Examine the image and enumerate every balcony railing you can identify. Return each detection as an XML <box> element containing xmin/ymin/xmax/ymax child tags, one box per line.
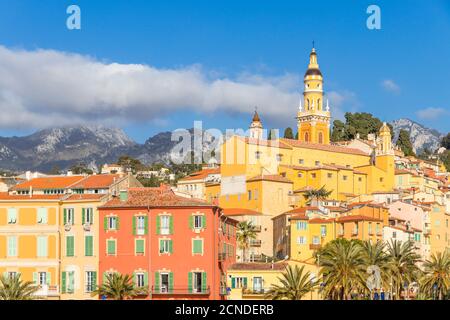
<box><xmin>33</xmin><ymin>285</ymin><xmax>59</xmax><ymax>298</ymax></box>
<box><xmin>242</xmin><ymin>287</ymin><xmax>271</xmax><ymax>296</ymax></box>
<box><xmin>151</xmin><ymin>286</ymin><xmax>210</xmax><ymax>295</ymax></box>
<box><xmin>249</xmin><ymin>239</ymin><xmax>262</xmax><ymax>247</ymax></box>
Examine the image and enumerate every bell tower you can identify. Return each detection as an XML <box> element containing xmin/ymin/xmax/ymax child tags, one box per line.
<box><xmin>297</xmin><ymin>47</ymin><xmax>331</xmax><ymax>144</ymax></box>
<box><xmin>249</xmin><ymin>109</ymin><xmax>263</xmax><ymax>140</ymax></box>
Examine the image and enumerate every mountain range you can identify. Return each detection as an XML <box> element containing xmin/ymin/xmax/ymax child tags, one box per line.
<box><xmin>0</xmin><ymin>119</ymin><xmax>445</xmax><ymax>173</ymax></box>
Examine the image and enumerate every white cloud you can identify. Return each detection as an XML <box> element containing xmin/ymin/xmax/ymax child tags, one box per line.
<box><xmin>381</xmin><ymin>79</ymin><xmax>400</xmax><ymax>93</ymax></box>
<box><xmin>415</xmin><ymin>107</ymin><xmax>449</xmax><ymax>120</ymax></box>
<box><xmin>0</xmin><ymin>45</ymin><xmax>357</xmax><ymax>130</ymax></box>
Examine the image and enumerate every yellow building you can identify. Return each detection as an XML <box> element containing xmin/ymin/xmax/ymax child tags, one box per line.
<box><xmin>427</xmin><ymin>202</ymin><xmax>450</xmax><ymax>255</ymax></box>
<box><xmin>226</xmin><ymin>260</ymin><xmax>320</xmax><ymax>300</ymax></box>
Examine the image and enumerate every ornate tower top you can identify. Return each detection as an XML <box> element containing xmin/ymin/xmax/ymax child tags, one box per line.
<box><xmin>249</xmin><ymin>108</ymin><xmax>263</xmax><ymax>140</ymax></box>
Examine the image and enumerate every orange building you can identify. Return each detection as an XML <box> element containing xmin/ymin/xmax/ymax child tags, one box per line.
<box><xmin>98</xmin><ymin>186</ymin><xmax>237</xmax><ymax>300</ymax></box>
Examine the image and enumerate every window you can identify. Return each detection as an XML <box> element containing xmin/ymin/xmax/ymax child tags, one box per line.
<box><xmin>298</xmin><ymin>172</ymin><xmax>303</xmax><ymax>178</ymax></box>
<box><xmin>315</xmin><ymin>161</ymin><xmax>320</xmax><ymax>166</ymax></box>
<box><xmin>296</xmin><ymin>221</ymin><xmax>307</xmax><ymax>230</ymax></box>
<box><xmin>136</xmin><ymin>273</ymin><xmax>146</xmax><ymax>288</ymax></box>
<box><xmin>327</xmin><ymin>173</ymin><xmax>333</xmax><ymax>178</ymax></box>
<box><xmin>254</xmin><ymin>189</ymin><xmax>258</xmax><ymax>200</ymax></box>
<box><xmin>136</xmin><ymin>216</ymin><xmax>146</xmax><ymax>235</ymax></box>
<box><xmin>64</xmin><ymin>208</ymin><xmax>75</xmax><ymax>225</ymax></box>
<box><xmin>85</xmin><ymin>271</ymin><xmax>97</xmax><ymax>293</ymax></box>
<box><xmin>255</xmin><ymin>151</ymin><xmax>261</xmax><ymax>160</ymax></box>
<box><xmin>191</xmin><ymin>272</ymin><xmax>206</xmax><ymax>293</ymax></box>
<box><xmin>37</xmin><ymin>236</ymin><xmax>47</xmax><ymax>257</ymax></box>
<box><xmin>159</xmin><ymin>239</ymin><xmax>172</xmax><ymax>254</ymax></box>
<box><xmin>66</xmin><ymin>236</ymin><xmax>75</xmax><ymax>257</ymax></box>
<box><xmin>392</xmin><ymin>232</ymin><xmax>397</xmax><ymax>239</ymax></box>
<box><xmin>135</xmin><ymin>239</ymin><xmax>146</xmax><ymax>255</ymax></box>
<box><xmin>7</xmin><ymin>272</ymin><xmax>17</xmax><ymax>280</ymax></box>
<box><xmin>312</xmin><ymin>236</ymin><xmax>320</xmax><ymax>245</ymax></box>
<box><xmin>248</xmin><ymin>190</ymin><xmax>252</xmax><ymax>201</ymax></box>
<box><xmin>160</xmin><ymin>215</ymin><xmax>171</xmax><ymax>235</ymax></box>
<box><xmin>83</xmin><ymin>208</ymin><xmax>94</xmax><ymax>225</ymax></box>
<box><xmin>107</xmin><ymin>239</ymin><xmax>116</xmax><ymax>255</ymax></box>
<box><xmin>358</xmin><ymin>177</ymin><xmax>362</xmax><ymax>182</ymax></box>
<box><xmin>7</xmin><ymin>208</ymin><xmax>17</xmax><ymax>224</ymax></box>
<box><xmin>353</xmin><ymin>222</ymin><xmax>359</xmax><ymax>235</ymax></box>
<box><xmin>299</xmin><ymin>159</ymin><xmax>304</xmax><ymax>165</ymax></box>
<box><xmin>414</xmin><ymin>233</ymin><xmax>421</xmax><ymax>242</ymax></box>
<box><xmin>36</xmin><ymin>208</ymin><xmax>48</xmax><ymax>224</ymax></box>
<box><xmin>231</xmin><ymin>277</ymin><xmax>247</xmax><ymax>289</ymax></box>
<box><xmin>311</xmin><ymin>173</ymin><xmax>316</xmax><ymax>179</ymax></box>
<box><xmin>320</xmin><ymin>225</ymin><xmax>327</xmax><ymax>237</ymax></box>
<box><xmin>380</xmin><ymin>178</ymin><xmax>384</xmax><ymax>182</ymax></box>
<box><xmin>343</xmin><ymin>175</ymin><xmax>348</xmax><ymax>181</ymax></box>
<box><xmin>193</xmin><ymin>215</ymin><xmax>204</xmax><ymax>229</ymax></box>
<box><xmin>192</xmin><ymin>239</ymin><xmax>203</xmax><ymax>255</ymax></box>
<box><xmin>108</xmin><ymin>216</ymin><xmax>118</xmax><ymax>230</ymax></box>
<box><xmin>160</xmin><ymin>273</ymin><xmax>171</xmax><ymax>293</ymax></box>
<box><xmin>7</xmin><ymin>236</ymin><xmax>17</xmax><ymax>257</ymax></box>
<box><xmin>276</xmin><ymin>154</ymin><xmax>283</xmax><ymax>162</ymax></box>
<box><xmin>368</xmin><ymin>223</ymin><xmax>372</xmax><ymax>234</ymax></box>
<box><xmin>253</xmin><ymin>277</ymin><xmax>263</xmax><ymax>292</ymax></box>
<box><xmin>38</xmin><ymin>272</ymin><xmax>47</xmax><ymax>286</ymax></box>
<box><xmin>85</xmin><ymin>236</ymin><xmax>93</xmax><ymax>256</ymax></box>
<box><xmin>297</xmin><ymin>236</ymin><xmax>306</xmax><ymax>245</ymax></box>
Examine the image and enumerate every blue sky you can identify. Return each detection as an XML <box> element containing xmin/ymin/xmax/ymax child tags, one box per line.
<box><xmin>0</xmin><ymin>0</ymin><xmax>449</xmax><ymax>142</ymax></box>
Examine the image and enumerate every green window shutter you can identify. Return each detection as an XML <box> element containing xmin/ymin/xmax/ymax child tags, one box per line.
<box><xmin>71</xmin><ymin>210</ymin><xmax>75</xmax><ymax>225</ymax></box>
<box><xmin>154</xmin><ymin>272</ymin><xmax>160</xmax><ymax>291</ymax></box>
<box><xmin>188</xmin><ymin>272</ymin><xmax>193</xmax><ymax>293</ymax></box>
<box><xmin>46</xmin><ymin>272</ymin><xmax>51</xmax><ymax>285</ymax></box>
<box><xmin>63</xmin><ymin>209</ymin><xmax>67</xmax><ymax>225</ymax></box>
<box><xmin>82</xmin><ymin>208</ymin><xmax>85</xmax><ymax>224</ymax></box>
<box><xmin>156</xmin><ymin>216</ymin><xmax>161</xmax><ymax>235</ymax></box>
<box><xmin>85</xmin><ymin>236</ymin><xmax>93</xmax><ymax>256</ymax></box>
<box><xmin>231</xmin><ymin>277</ymin><xmax>236</xmax><ymax>289</ymax></box>
<box><xmin>132</xmin><ymin>216</ymin><xmax>136</xmax><ymax>235</ymax></box>
<box><xmin>159</xmin><ymin>239</ymin><xmax>163</xmax><ymax>253</ymax></box>
<box><xmin>189</xmin><ymin>216</ymin><xmax>193</xmax><ymax>230</ymax></box>
<box><xmin>104</xmin><ymin>217</ymin><xmax>108</xmax><ymax>230</ymax></box>
<box><xmin>202</xmin><ymin>272</ymin><xmax>207</xmax><ymax>292</ymax></box>
<box><xmin>92</xmin><ymin>272</ymin><xmax>97</xmax><ymax>290</ymax></box>
<box><xmin>103</xmin><ymin>272</ymin><xmax>108</xmax><ymax>284</ymax></box>
<box><xmin>243</xmin><ymin>277</ymin><xmax>248</xmax><ymax>287</ymax></box>
<box><xmin>66</xmin><ymin>236</ymin><xmax>74</xmax><ymax>257</ymax></box>
<box><xmin>144</xmin><ymin>216</ymin><xmax>148</xmax><ymax>235</ymax></box>
<box><xmin>132</xmin><ymin>272</ymin><xmax>137</xmax><ymax>286</ymax></box>
<box><xmin>169</xmin><ymin>240</ymin><xmax>173</xmax><ymax>254</ymax></box>
<box><xmin>169</xmin><ymin>216</ymin><xmax>174</xmax><ymax>234</ymax></box>
<box><xmin>193</xmin><ymin>239</ymin><xmax>203</xmax><ymax>254</ymax></box>
<box><xmin>143</xmin><ymin>272</ymin><xmax>148</xmax><ymax>287</ymax></box>
<box><xmin>33</xmin><ymin>272</ymin><xmax>38</xmax><ymax>284</ymax></box>
<box><xmin>202</xmin><ymin>215</ymin><xmax>206</xmax><ymax>229</ymax></box>
<box><xmin>61</xmin><ymin>272</ymin><xmax>66</xmax><ymax>293</ymax></box>
<box><xmin>107</xmin><ymin>240</ymin><xmax>116</xmax><ymax>255</ymax></box>
<box><xmin>169</xmin><ymin>272</ymin><xmax>174</xmax><ymax>293</ymax></box>
<box><xmin>136</xmin><ymin>239</ymin><xmax>144</xmax><ymax>254</ymax></box>
<box><xmin>116</xmin><ymin>217</ymin><xmax>120</xmax><ymax>230</ymax></box>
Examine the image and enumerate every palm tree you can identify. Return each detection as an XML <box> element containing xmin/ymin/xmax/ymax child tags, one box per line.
<box><xmin>0</xmin><ymin>274</ymin><xmax>39</xmax><ymax>300</ymax></box>
<box><xmin>236</xmin><ymin>221</ymin><xmax>257</xmax><ymax>262</ymax></box>
<box><xmin>359</xmin><ymin>240</ymin><xmax>390</xmax><ymax>294</ymax></box>
<box><xmin>419</xmin><ymin>251</ymin><xmax>450</xmax><ymax>300</ymax></box>
<box><xmin>303</xmin><ymin>186</ymin><xmax>332</xmax><ymax>206</ymax></box>
<box><xmin>93</xmin><ymin>273</ymin><xmax>140</xmax><ymax>300</ymax></box>
<box><xmin>265</xmin><ymin>265</ymin><xmax>316</xmax><ymax>300</ymax></box>
<box><xmin>317</xmin><ymin>239</ymin><xmax>367</xmax><ymax>300</ymax></box>
<box><xmin>386</xmin><ymin>240</ymin><xmax>421</xmax><ymax>300</ymax></box>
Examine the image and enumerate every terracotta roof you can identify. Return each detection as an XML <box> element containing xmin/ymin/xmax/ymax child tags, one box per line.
<box><xmin>12</xmin><ymin>176</ymin><xmax>85</xmax><ymax>190</ymax></box>
<box><xmin>309</xmin><ymin>218</ymin><xmax>335</xmax><ymax>223</ymax></box>
<box><xmin>229</xmin><ymin>262</ymin><xmax>287</xmax><ymax>271</ymax></box>
<box><xmin>290</xmin><ymin>214</ymin><xmax>309</xmax><ymax>220</ymax></box>
<box><xmin>247</xmin><ymin>174</ymin><xmax>292</xmax><ymax>184</ymax></box>
<box><xmin>327</xmin><ymin>206</ymin><xmax>347</xmax><ymax>212</ymax></box>
<box><xmin>293</xmin><ymin>186</ymin><xmax>314</xmax><ymax>193</ymax></box>
<box><xmin>70</xmin><ymin>174</ymin><xmax>124</xmax><ymax>189</ymax></box>
<box><xmin>0</xmin><ymin>192</ymin><xmax>62</xmax><ymax>201</ymax></box>
<box><xmin>337</xmin><ymin>215</ymin><xmax>383</xmax><ymax>222</ymax></box>
<box><xmin>280</xmin><ymin>138</ymin><xmax>370</xmax><ymax>156</ymax></box>
<box><xmin>64</xmin><ymin>194</ymin><xmax>107</xmax><ymax>201</ymax></box>
<box><xmin>222</xmin><ymin>208</ymin><xmax>262</xmax><ymax>216</ymax></box>
<box><xmin>101</xmin><ymin>186</ymin><xmax>214</xmax><ymax>208</ymax></box>
<box><xmin>178</xmin><ymin>168</ymin><xmax>220</xmax><ymax>182</ymax></box>
<box><xmin>238</xmin><ymin>136</ymin><xmax>293</xmax><ymax>150</ymax></box>
<box><xmin>395</xmin><ymin>169</ymin><xmax>413</xmax><ymax>175</ymax></box>
<box><xmin>285</xmin><ymin>206</ymin><xmax>320</xmax><ymax>214</ymax></box>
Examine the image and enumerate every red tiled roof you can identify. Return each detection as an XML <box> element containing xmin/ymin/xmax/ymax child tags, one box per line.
<box><xmin>395</xmin><ymin>169</ymin><xmax>413</xmax><ymax>175</ymax></box>
<box><xmin>247</xmin><ymin>174</ymin><xmax>292</xmax><ymax>184</ymax></box>
<box><xmin>0</xmin><ymin>192</ymin><xmax>62</xmax><ymax>201</ymax></box>
<box><xmin>70</xmin><ymin>174</ymin><xmax>124</xmax><ymax>189</ymax></box>
<box><xmin>238</xmin><ymin>136</ymin><xmax>293</xmax><ymax>150</ymax></box>
<box><xmin>222</xmin><ymin>208</ymin><xmax>262</xmax><ymax>216</ymax></box>
<box><xmin>100</xmin><ymin>186</ymin><xmax>213</xmax><ymax>208</ymax></box>
<box><xmin>309</xmin><ymin>218</ymin><xmax>335</xmax><ymax>223</ymax></box>
<box><xmin>285</xmin><ymin>206</ymin><xmax>320</xmax><ymax>214</ymax></box>
<box><xmin>289</xmin><ymin>214</ymin><xmax>309</xmax><ymax>220</ymax></box>
<box><xmin>293</xmin><ymin>186</ymin><xmax>314</xmax><ymax>193</ymax></box>
<box><xmin>337</xmin><ymin>215</ymin><xmax>383</xmax><ymax>222</ymax></box>
<box><xmin>280</xmin><ymin>138</ymin><xmax>370</xmax><ymax>156</ymax></box>
<box><xmin>229</xmin><ymin>262</ymin><xmax>287</xmax><ymax>271</ymax></box>
<box><xmin>64</xmin><ymin>194</ymin><xmax>107</xmax><ymax>201</ymax></box>
<box><xmin>12</xmin><ymin>176</ymin><xmax>85</xmax><ymax>190</ymax></box>
<box><xmin>178</xmin><ymin>168</ymin><xmax>220</xmax><ymax>182</ymax></box>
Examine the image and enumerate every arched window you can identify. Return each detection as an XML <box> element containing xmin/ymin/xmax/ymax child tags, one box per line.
<box><xmin>318</xmin><ymin>132</ymin><xmax>323</xmax><ymax>144</ymax></box>
<box><xmin>304</xmin><ymin>132</ymin><xmax>309</xmax><ymax>142</ymax></box>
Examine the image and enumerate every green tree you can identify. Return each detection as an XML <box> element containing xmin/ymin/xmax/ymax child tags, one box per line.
<box><xmin>330</xmin><ymin>120</ymin><xmax>346</xmax><ymax>142</ymax></box>
<box><xmin>117</xmin><ymin>155</ymin><xmax>144</xmax><ymax>174</ymax></box>
<box><xmin>419</xmin><ymin>251</ymin><xmax>450</xmax><ymax>300</ymax></box>
<box><xmin>317</xmin><ymin>239</ymin><xmax>366</xmax><ymax>300</ymax></box>
<box><xmin>440</xmin><ymin>150</ymin><xmax>450</xmax><ymax>172</ymax></box>
<box><xmin>302</xmin><ymin>186</ymin><xmax>332</xmax><ymax>206</ymax></box>
<box><xmin>93</xmin><ymin>273</ymin><xmax>140</xmax><ymax>300</ymax></box>
<box><xmin>283</xmin><ymin>127</ymin><xmax>294</xmax><ymax>139</ymax></box>
<box><xmin>0</xmin><ymin>274</ymin><xmax>39</xmax><ymax>300</ymax></box>
<box><xmin>331</xmin><ymin>112</ymin><xmax>393</xmax><ymax>141</ymax></box>
<box><xmin>137</xmin><ymin>174</ymin><xmax>161</xmax><ymax>187</ymax></box>
<box><xmin>70</xmin><ymin>163</ymin><xmax>94</xmax><ymax>175</ymax></box>
<box><xmin>265</xmin><ymin>265</ymin><xmax>316</xmax><ymax>300</ymax></box>
<box><xmin>396</xmin><ymin>129</ymin><xmax>415</xmax><ymax>156</ymax></box>
<box><xmin>386</xmin><ymin>240</ymin><xmax>421</xmax><ymax>300</ymax></box>
<box><xmin>359</xmin><ymin>240</ymin><xmax>390</xmax><ymax>294</ymax></box>
<box><xmin>441</xmin><ymin>133</ymin><xmax>450</xmax><ymax>149</ymax></box>
<box><xmin>236</xmin><ymin>221</ymin><xmax>258</xmax><ymax>262</ymax></box>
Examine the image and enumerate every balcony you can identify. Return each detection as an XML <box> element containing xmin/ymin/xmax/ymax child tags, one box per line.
<box><xmin>249</xmin><ymin>239</ymin><xmax>262</xmax><ymax>247</ymax></box>
<box><xmin>218</xmin><ymin>252</ymin><xmax>227</xmax><ymax>261</ymax></box>
<box><xmin>309</xmin><ymin>243</ymin><xmax>322</xmax><ymax>250</ymax></box>
<box><xmin>33</xmin><ymin>285</ymin><xmax>59</xmax><ymax>298</ymax></box>
<box><xmin>242</xmin><ymin>287</ymin><xmax>271</xmax><ymax>297</ymax></box>
<box><xmin>151</xmin><ymin>286</ymin><xmax>210</xmax><ymax>295</ymax></box>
